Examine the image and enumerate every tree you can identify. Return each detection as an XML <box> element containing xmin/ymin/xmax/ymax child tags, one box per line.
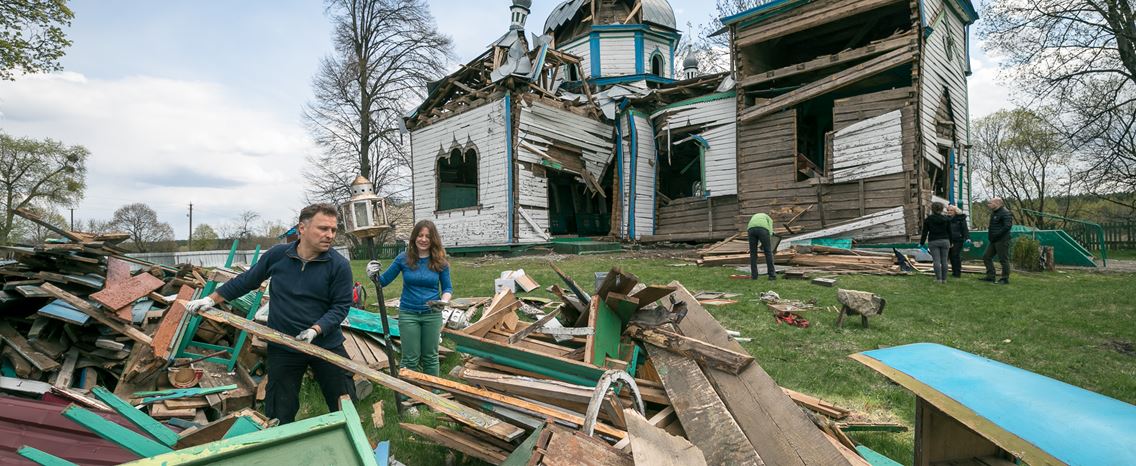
<box><xmin>689</xmin><ymin>1</ymin><xmax>765</xmax><ymax>74</ymax></box>
<box><xmin>191</xmin><ymin>223</ymin><xmax>219</xmax><ymax>251</ymax></box>
<box><xmin>981</xmin><ymin>0</ymin><xmax>1136</xmax><ymax>209</ymax></box>
<box><xmin>971</xmin><ymin>109</ymin><xmax>1077</xmax><ymax>226</ymax></box>
<box><xmin>0</xmin><ymin>0</ymin><xmax>74</xmax><ymax>80</ymax></box>
<box><xmin>303</xmin><ymin>0</ymin><xmax>453</xmax><ymax>206</ymax></box>
<box><xmin>111</xmin><ymin>203</ymin><xmax>175</xmax><ymax>253</ymax></box>
<box><xmin>0</xmin><ymin>132</ymin><xmax>87</xmax><ymax>245</ymax></box>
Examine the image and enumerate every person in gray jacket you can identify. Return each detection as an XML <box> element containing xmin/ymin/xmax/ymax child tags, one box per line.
<box><xmin>982</xmin><ymin>197</ymin><xmax>1014</xmax><ymax>284</ymax></box>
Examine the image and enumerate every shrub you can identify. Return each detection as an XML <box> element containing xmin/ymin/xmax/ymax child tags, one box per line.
<box><xmin>1012</xmin><ymin>236</ymin><xmax>1043</xmax><ymax>271</ymax></box>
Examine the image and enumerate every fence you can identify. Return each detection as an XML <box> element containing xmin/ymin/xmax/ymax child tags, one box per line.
<box><xmin>348</xmin><ymin>241</ymin><xmax>407</xmax><ymax>261</ymax></box>
<box><xmin>1065</xmin><ymin>222</ymin><xmax>1136</xmax><ymax>251</ymax></box>
<box><xmin>128</xmin><ymin>246</ymin><xmax>351</xmax><ymax>268</ymax></box>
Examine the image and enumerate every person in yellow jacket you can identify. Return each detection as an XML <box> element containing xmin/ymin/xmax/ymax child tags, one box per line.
<box><xmin>747</xmin><ymin>213</ymin><xmax>776</xmax><ymax>280</ymax></box>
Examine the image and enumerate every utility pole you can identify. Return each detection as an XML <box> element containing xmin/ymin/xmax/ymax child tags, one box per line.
<box><xmin>187</xmin><ymin>203</ymin><xmax>194</xmax><ymax>251</ymax></box>
<box><xmin>69</xmin><ymin>208</ymin><xmax>74</xmax><ymax>231</ymax></box>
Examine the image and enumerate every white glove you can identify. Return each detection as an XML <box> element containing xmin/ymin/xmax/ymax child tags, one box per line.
<box><xmin>366</xmin><ymin>260</ymin><xmax>383</xmax><ymax>280</ymax></box>
<box><xmin>296</xmin><ymin>328</ymin><xmax>318</xmax><ymax>343</ymax></box>
<box><xmin>184</xmin><ymin>297</ymin><xmax>215</xmax><ymax>314</ymax></box>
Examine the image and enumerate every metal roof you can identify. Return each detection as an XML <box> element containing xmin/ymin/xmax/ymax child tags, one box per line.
<box><xmin>544</xmin><ymin>0</ymin><xmax>676</xmax><ymax>33</ymax></box>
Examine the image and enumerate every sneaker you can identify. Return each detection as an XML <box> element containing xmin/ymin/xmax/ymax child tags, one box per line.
<box><xmin>996</xmin><ymin>279</ymin><xmax>1009</xmax><ymax>285</ymax></box>
<box><xmin>978</xmin><ymin>277</ymin><xmax>995</xmax><ymax>282</ymax></box>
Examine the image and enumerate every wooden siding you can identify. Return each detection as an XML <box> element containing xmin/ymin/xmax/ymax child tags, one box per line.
<box><xmin>410</xmin><ymin>98</ymin><xmax>510</xmax><ymax>247</ymax></box>
<box><xmin>918</xmin><ymin>0</ymin><xmax>970</xmax><ymax>171</ymax></box>
<box><xmin>832</xmin><ymin>110</ymin><xmax>904</xmax><ymax>183</ymax></box>
<box><xmin>652</xmin><ymin>97</ymin><xmax>738</xmax><ymax>197</ymax></box>
<box><xmin>629</xmin><ymin>112</ymin><xmax>656</xmax><ymax>238</ymax></box>
<box><xmin>599</xmin><ymin>33</ymin><xmax>638</xmax><ymax>76</ymax></box>
<box><xmin>643</xmin><ymin>35</ymin><xmax>672</xmax><ymax>78</ymax></box>
<box><xmin>560</xmin><ymin>39</ymin><xmax>592</xmax><ymax>80</ymax></box>
<box><xmin>655</xmin><ymin>195</ymin><xmax>740</xmax><ymax>238</ymax></box>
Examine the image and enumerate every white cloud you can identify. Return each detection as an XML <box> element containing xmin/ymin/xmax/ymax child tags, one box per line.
<box><xmin>967</xmin><ymin>41</ymin><xmax>1017</xmax><ymax>119</ymax></box>
<box><xmin>0</xmin><ymin>72</ymin><xmax>316</xmax><ymax>239</ymax></box>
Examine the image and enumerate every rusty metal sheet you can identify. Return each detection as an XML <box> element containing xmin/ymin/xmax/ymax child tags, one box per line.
<box><xmin>91</xmin><ymin>272</ymin><xmax>165</xmax><ymax>311</ymax></box>
<box><xmin>106</xmin><ymin>257</ymin><xmax>132</xmax><ymax>286</ymax></box>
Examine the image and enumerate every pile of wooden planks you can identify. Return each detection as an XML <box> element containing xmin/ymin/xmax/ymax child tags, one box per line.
<box><xmin>698</xmin><ymin>235</ymin><xmax>923</xmax><ymax>275</ymax></box>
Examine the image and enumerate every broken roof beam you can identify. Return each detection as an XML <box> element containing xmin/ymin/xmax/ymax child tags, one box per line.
<box><xmin>738</xmin><ymin>31</ymin><xmax>916</xmax><ymax>89</ymax></box>
<box><xmin>740</xmin><ymin>46</ymin><xmax>914</xmax><ymax>123</ymax></box>
<box><xmin>735</xmin><ymin>0</ymin><xmax>907</xmax><ymax>48</ymax></box>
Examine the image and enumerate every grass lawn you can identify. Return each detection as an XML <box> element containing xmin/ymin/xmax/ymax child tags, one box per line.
<box><xmin>290</xmin><ymin>253</ymin><xmax>1136</xmax><ymax>465</ymax></box>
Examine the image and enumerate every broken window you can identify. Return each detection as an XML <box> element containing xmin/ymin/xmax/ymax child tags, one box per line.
<box><xmin>437</xmin><ymin>147</ymin><xmax>479</xmax><ymax>211</ymax></box>
<box><xmin>650</xmin><ymin>54</ymin><xmax>664</xmax><ymax>77</ymax></box>
<box><xmin>928</xmin><ymin>150</ymin><xmax>948</xmax><ymax>198</ymax></box>
<box><xmin>657</xmin><ymin>137</ymin><xmax>706</xmax><ymax>201</ymax></box>
<box><xmin>795</xmin><ymin>101</ymin><xmax>832</xmax><ymax>181</ymax></box>
<box><xmin>567</xmin><ymin>63</ymin><xmax>580</xmax><ymax>81</ymax></box>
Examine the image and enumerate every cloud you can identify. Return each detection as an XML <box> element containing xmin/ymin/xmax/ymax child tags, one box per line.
<box><xmin>968</xmin><ymin>41</ymin><xmax>1017</xmax><ymax>119</ymax></box>
<box><xmin>0</xmin><ymin>72</ymin><xmax>316</xmax><ymax>237</ymax></box>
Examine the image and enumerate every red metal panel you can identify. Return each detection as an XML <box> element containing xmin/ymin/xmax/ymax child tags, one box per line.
<box><xmin>0</xmin><ymin>395</ymin><xmax>147</xmax><ymax>465</ymax></box>
<box><xmin>90</xmin><ymin>273</ymin><xmax>164</xmax><ymax>312</ymax></box>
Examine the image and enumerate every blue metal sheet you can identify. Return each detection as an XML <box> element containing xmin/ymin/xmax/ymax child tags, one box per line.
<box><xmin>37</xmin><ymin>299</ymin><xmax>91</xmax><ymax>326</ymax></box>
<box><xmin>859</xmin><ymin>343</ymin><xmax>1136</xmax><ymax>465</ymax></box>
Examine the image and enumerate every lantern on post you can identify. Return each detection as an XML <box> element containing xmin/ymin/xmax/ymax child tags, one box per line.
<box><xmin>340</xmin><ymin>176</ymin><xmax>390</xmax><ymax>239</ymax></box>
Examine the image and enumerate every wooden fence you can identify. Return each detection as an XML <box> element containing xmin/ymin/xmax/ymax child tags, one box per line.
<box><xmin>1065</xmin><ymin>222</ymin><xmax>1136</xmax><ymax>251</ymax></box>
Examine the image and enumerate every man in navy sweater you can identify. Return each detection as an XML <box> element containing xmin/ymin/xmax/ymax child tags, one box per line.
<box><xmin>184</xmin><ymin>203</ymin><xmax>356</xmax><ymax>423</ymax></box>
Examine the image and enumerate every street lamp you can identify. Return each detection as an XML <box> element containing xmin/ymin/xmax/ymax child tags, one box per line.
<box><xmin>340</xmin><ymin>175</ymin><xmax>391</xmax><ymax>239</ymax></box>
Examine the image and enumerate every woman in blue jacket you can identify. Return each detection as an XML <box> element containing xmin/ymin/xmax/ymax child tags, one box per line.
<box><xmin>367</xmin><ymin>220</ymin><xmax>452</xmax><ymax>377</ymax></box>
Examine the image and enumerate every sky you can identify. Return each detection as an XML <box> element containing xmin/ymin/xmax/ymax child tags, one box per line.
<box><xmin>0</xmin><ymin>0</ymin><xmax>1013</xmax><ymax>240</ymax></box>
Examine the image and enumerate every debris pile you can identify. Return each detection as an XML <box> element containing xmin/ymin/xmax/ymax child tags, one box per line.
<box><xmin>700</xmin><ymin>234</ymin><xmax>921</xmax><ymax>275</ymax></box>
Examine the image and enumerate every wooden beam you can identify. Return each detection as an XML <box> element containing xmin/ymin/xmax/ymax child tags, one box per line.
<box><xmin>738</xmin><ymin>32</ymin><xmax>916</xmax><ymax>89</ymax></box>
<box><xmin>151</xmin><ymin>285</ymin><xmax>196</xmax><ymax>359</ymax></box>
<box><xmin>0</xmin><ymin>320</ymin><xmax>60</xmax><ymax>372</ymax></box>
<box><xmin>740</xmin><ymin>46</ymin><xmax>914</xmax><ymax>123</ymax></box>
<box><xmin>626</xmin><ymin>325</ymin><xmax>753</xmax><ymax>375</ymax></box>
<box><xmin>670</xmin><ymin>283</ymin><xmax>852</xmax><ymax>465</ymax></box>
<box><xmin>91</xmin><ymin>386</ymin><xmax>181</xmax><ymax>448</ymax></box>
<box><xmin>62</xmin><ymin>405</ymin><xmax>174</xmax><ymax>457</ymax></box>
<box><xmin>644</xmin><ymin>344</ymin><xmax>762</xmax><ymax>465</ymax></box>
<box><xmin>624</xmin><ymin>408</ymin><xmax>708</xmax><ymax>466</ymax></box>
<box><xmin>401</xmin><ymin>423</ymin><xmax>510</xmax><ymax>465</ymax></box>
<box><xmin>40</xmin><ymin>283</ymin><xmax>153</xmax><ymax>345</ymax></box>
<box><xmin>735</xmin><ymin>0</ymin><xmax>906</xmax><ymax>48</ymax></box>
<box><xmin>197</xmin><ymin>308</ymin><xmax>523</xmax><ymax>442</ymax></box>
<box><xmin>506</xmin><ymin>307</ymin><xmax>561</xmax><ymax>344</ymax></box>
<box><xmin>399</xmin><ymin>368</ymin><xmax>629</xmax><ymax>441</ymax></box>
<box><xmin>623</xmin><ymin>0</ymin><xmax>642</xmax><ymax>24</ymax></box>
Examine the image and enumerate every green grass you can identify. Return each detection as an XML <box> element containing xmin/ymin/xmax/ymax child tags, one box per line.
<box><xmin>1105</xmin><ymin>248</ymin><xmax>1136</xmax><ymax>260</ymax></box>
<box><xmin>287</xmin><ymin>254</ymin><xmax>1136</xmax><ymax>465</ymax></box>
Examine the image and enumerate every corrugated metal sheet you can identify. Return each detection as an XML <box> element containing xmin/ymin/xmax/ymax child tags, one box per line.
<box><xmin>544</xmin><ymin>0</ymin><xmax>676</xmax><ymax>32</ymax></box>
<box><xmin>0</xmin><ymin>395</ymin><xmax>150</xmax><ymax>465</ymax></box>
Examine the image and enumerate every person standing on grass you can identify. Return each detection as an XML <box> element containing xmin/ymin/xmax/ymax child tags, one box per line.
<box><xmin>920</xmin><ymin>202</ymin><xmax>952</xmax><ymax>284</ymax></box>
<box><xmin>947</xmin><ymin>205</ymin><xmax>971</xmax><ymax>278</ymax></box>
<box><xmin>982</xmin><ymin>197</ymin><xmax>1014</xmax><ymax>284</ymax></box>
<box><xmin>747</xmin><ymin>212</ymin><xmax>777</xmax><ymax>280</ymax></box>
<box><xmin>367</xmin><ymin>220</ymin><xmax>452</xmax><ymax>378</ymax></box>
<box><xmin>183</xmin><ymin>203</ymin><xmax>356</xmax><ymax>424</ymax></box>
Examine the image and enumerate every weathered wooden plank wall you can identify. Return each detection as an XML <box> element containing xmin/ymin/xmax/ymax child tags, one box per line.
<box><xmin>652</xmin><ymin>95</ymin><xmax>738</xmax><ymax>197</ymax></box>
<box><xmin>599</xmin><ymin>33</ymin><xmax>638</xmax><ymax>76</ymax></box>
<box><xmin>410</xmin><ymin>97</ymin><xmax>510</xmax><ymax>247</ymax></box>
<box><xmin>654</xmin><ymin>195</ymin><xmax>739</xmax><ymax>238</ymax></box>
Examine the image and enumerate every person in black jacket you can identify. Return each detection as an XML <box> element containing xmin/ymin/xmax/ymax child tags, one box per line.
<box><xmin>920</xmin><ymin>202</ymin><xmax>953</xmax><ymax>283</ymax></box>
<box><xmin>982</xmin><ymin>197</ymin><xmax>1014</xmax><ymax>284</ymax></box>
<box><xmin>947</xmin><ymin>205</ymin><xmax>970</xmax><ymax>277</ymax></box>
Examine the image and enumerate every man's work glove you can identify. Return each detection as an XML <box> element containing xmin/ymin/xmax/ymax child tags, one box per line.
<box><xmin>296</xmin><ymin>328</ymin><xmax>318</xmax><ymax>344</ymax></box>
<box><xmin>366</xmin><ymin>260</ymin><xmax>383</xmax><ymax>280</ymax></box>
<box><xmin>184</xmin><ymin>297</ymin><xmax>215</xmax><ymax>314</ymax></box>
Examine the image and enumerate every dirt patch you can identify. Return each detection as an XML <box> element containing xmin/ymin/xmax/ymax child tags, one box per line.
<box><xmin>1102</xmin><ymin>340</ymin><xmax>1136</xmax><ymax>357</ymax></box>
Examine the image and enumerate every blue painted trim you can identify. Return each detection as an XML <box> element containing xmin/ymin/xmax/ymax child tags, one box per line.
<box><xmin>588</xmin><ymin>74</ymin><xmax>677</xmax><ymax>87</ymax></box>
<box><xmin>615</xmin><ymin>114</ymin><xmax>625</xmax><ymax>237</ymax></box>
<box><xmin>948</xmin><ymin>147</ymin><xmax>955</xmax><ymax>205</ymax></box>
<box><xmin>721</xmin><ymin>0</ymin><xmax>800</xmax><ymax>26</ymax></box>
<box><xmin>635</xmin><ymin>32</ymin><xmax>645</xmax><ymax>75</ymax></box>
<box><xmin>589</xmin><ymin>32</ymin><xmax>601</xmax><ymax>78</ymax></box>
<box><xmin>919</xmin><ymin>0</ymin><xmax>929</xmax><ymax>34</ymax></box>
<box><xmin>691</xmin><ymin>134</ymin><xmax>711</xmax><ymax>148</ymax></box>
<box><xmin>529</xmin><ymin>43</ymin><xmax>549</xmax><ymax>81</ymax></box>
<box><xmin>628</xmin><ymin>112</ymin><xmax>638</xmax><ymax>239</ymax></box>
<box><xmin>505</xmin><ymin>93</ymin><xmax>514</xmax><ymax>243</ymax></box>
<box><xmin>964</xmin><ymin>24</ymin><xmax>973</xmax><ymax>76</ymax></box>
<box><xmin>591</xmin><ymin>24</ymin><xmax>681</xmax><ymax>39</ymax></box>
<box><xmin>648</xmin><ymin>119</ymin><xmax>658</xmax><ymax>235</ymax></box>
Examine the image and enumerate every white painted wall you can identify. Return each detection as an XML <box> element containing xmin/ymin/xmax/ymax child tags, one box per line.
<box><xmin>643</xmin><ymin>35</ymin><xmax>672</xmax><ymax>78</ymax></box>
<box><xmin>599</xmin><ymin>32</ymin><xmax>637</xmax><ymax>76</ymax></box>
<box><xmin>410</xmin><ymin>98</ymin><xmax>510</xmax><ymax>247</ymax></box>
<box><xmin>651</xmin><ymin>95</ymin><xmax>738</xmax><ymax>197</ymax></box>
<box><xmin>918</xmin><ymin>0</ymin><xmax>970</xmax><ymax>183</ymax></box>
<box><xmin>560</xmin><ymin>38</ymin><xmax>592</xmax><ymax>80</ymax></box>
<box><xmin>832</xmin><ymin>110</ymin><xmax>905</xmax><ymax>183</ymax></box>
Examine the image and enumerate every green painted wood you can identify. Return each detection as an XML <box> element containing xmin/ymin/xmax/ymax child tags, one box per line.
<box><xmin>221</xmin><ymin>416</ymin><xmax>262</xmax><ymax>439</ymax></box>
<box><xmin>62</xmin><ymin>405</ymin><xmax>173</xmax><ymax>457</ymax></box>
<box><xmin>17</xmin><ymin>446</ymin><xmax>80</xmax><ymax>466</ymax></box>
<box><xmin>119</xmin><ymin>402</ymin><xmax>379</xmax><ymax>466</ymax></box>
<box><xmin>500</xmin><ymin>425</ymin><xmax>545</xmax><ymax>466</ymax></box>
<box><xmin>855</xmin><ymin>445</ymin><xmax>903</xmax><ymax>466</ymax></box>
<box><xmin>344</xmin><ymin>308</ymin><xmax>400</xmax><ymax>337</ymax></box>
<box><xmin>91</xmin><ymin>386</ymin><xmax>180</xmax><ymax>447</ymax></box>
<box><xmin>134</xmin><ymin>384</ymin><xmax>238</xmax><ymax>404</ymax></box>
<box><xmin>591</xmin><ymin>300</ymin><xmax>623</xmax><ymax>367</ymax></box>
<box><xmin>444</xmin><ymin>330</ymin><xmax>605</xmax><ymax>386</ymax></box>
<box><xmin>340</xmin><ymin>395</ymin><xmax>375</xmax><ymax>462</ymax></box>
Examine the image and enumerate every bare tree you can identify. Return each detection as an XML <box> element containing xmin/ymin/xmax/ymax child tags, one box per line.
<box><xmin>0</xmin><ymin>132</ymin><xmax>87</xmax><ymax>244</ymax></box>
<box><xmin>303</xmin><ymin>0</ymin><xmax>453</xmax><ymax>205</ymax></box>
<box><xmin>111</xmin><ymin>203</ymin><xmax>174</xmax><ymax>253</ymax></box>
<box><xmin>689</xmin><ymin>1</ymin><xmax>766</xmax><ymax>73</ymax></box>
<box><xmin>220</xmin><ymin>210</ymin><xmax>261</xmax><ymax>240</ymax></box>
<box><xmin>971</xmin><ymin>109</ymin><xmax>1078</xmax><ymax>226</ymax></box>
<box><xmin>981</xmin><ymin>0</ymin><xmax>1136</xmax><ymax>209</ymax></box>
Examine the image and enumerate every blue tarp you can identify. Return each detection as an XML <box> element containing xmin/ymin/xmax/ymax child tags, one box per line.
<box><xmin>859</xmin><ymin>343</ymin><xmax>1136</xmax><ymax>465</ymax></box>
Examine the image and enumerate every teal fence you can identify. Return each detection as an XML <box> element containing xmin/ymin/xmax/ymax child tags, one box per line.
<box><xmin>349</xmin><ymin>241</ymin><xmax>406</xmax><ymax>260</ymax></box>
<box><xmin>1066</xmin><ymin>222</ymin><xmax>1135</xmax><ymax>251</ymax></box>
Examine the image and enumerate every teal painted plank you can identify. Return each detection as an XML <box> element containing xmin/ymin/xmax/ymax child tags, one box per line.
<box><xmin>91</xmin><ymin>386</ymin><xmax>180</xmax><ymax>447</ymax></box>
<box><xmin>222</xmin><ymin>416</ymin><xmax>262</xmax><ymax>439</ymax></box>
<box><xmin>37</xmin><ymin>299</ymin><xmax>91</xmax><ymax>326</ymax></box>
<box><xmin>855</xmin><ymin>445</ymin><xmax>903</xmax><ymax>466</ymax></box>
<box><xmin>134</xmin><ymin>384</ymin><xmax>238</xmax><ymax>404</ymax></box>
<box><xmin>17</xmin><ymin>446</ymin><xmax>79</xmax><ymax>466</ymax></box>
<box><xmin>445</xmin><ymin>331</ymin><xmax>604</xmax><ymax>386</ymax></box>
<box><xmin>1</xmin><ymin>358</ymin><xmax>15</xmax><ymax>377</ymax></box>
<box><xmin>344</xmin><ymin>308</ymin><xmax>400</xmax><ymax>337</ymax></box>
<box><xmin>591</xmin><ymin>300</ymin><xmax>623</xmax><ymax>366</ymax></box>
<box><xmin>501</xmin><ymin>426</ymin><xmax>544</xmax><ymax>466</ymax></box>
<box><xmin>61</xmin><ymin>405</ymin><xmax>173</xmax><ymax>457</ymax></box>
<box><xmin>340</xmin><ymin>396</ymin><xmax>376</xmax><ymax>463</ymax></box>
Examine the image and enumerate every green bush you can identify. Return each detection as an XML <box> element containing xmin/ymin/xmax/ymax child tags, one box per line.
<box><xmin>1012</xmin><ymin>236</ymin><xmax>1043</xmax><ymax>271</ymax></box>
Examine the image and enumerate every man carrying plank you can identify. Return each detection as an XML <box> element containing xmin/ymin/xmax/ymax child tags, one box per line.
<box><xmin>184</xmin><ymin>203</ymin><xmax>356</xmax><ymax>423</ymax></box>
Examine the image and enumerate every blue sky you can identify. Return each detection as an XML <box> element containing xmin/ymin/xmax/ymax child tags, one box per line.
<box><xmin>0</xmin><ymin>0</ymin><xmax>1010</xmax><ymax>240</ymax></box>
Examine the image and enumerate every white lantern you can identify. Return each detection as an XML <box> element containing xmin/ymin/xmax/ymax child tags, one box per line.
<box><xmin>340</xmin><ymin>176</ymin><xmax>390</xmax><ymax>239</ymax></box>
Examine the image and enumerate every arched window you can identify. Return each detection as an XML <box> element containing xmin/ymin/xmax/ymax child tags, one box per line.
<box><xmin>650</xmin><ymin>54</ymin><xmax>665</xmax><ymax>77</ymax></box>
<box><xmin>567</xmin><ymin>63</ymin><xmax>580</xmax><ymax>81</ymax></box>
<box><xmin>437</xmin><ymin>146</ymin><xmax>479</xmax><ymax>211</ymax></box>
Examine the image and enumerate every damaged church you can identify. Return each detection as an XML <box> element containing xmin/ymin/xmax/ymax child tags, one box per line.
<box><xmin>405</xmin><ymin>0</ymin><xmax>977</xmax><ymax>248</ymax></box>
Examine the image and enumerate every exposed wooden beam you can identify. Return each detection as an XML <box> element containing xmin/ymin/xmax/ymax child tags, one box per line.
<box><xmin>739</xmin><ymin>46</ymin><xmax>914</xmax><ymax>123</ymax></box>
<box><xmin>738</xmin><ymin>31</ymin><xmax>915</xmax><ymax>89</ymax></box>
<box><xmin>623</xmin><ymin>1</ymin><xmax>642</xmax><ymax>24</ymax></box>
<box><xmin>735</xmin><ymin>0</ymin><xmax>906</xmax><ymax>48</ymax></box>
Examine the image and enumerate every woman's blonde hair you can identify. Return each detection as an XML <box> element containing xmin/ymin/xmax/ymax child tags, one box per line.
<box><xmin>406</xmin><ymin>220</ymin><xmax>449</xmax><ymax>272</ymax></box>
